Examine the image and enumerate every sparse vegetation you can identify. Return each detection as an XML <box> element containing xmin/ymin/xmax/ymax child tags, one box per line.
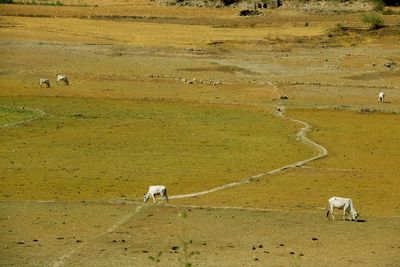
<box><xmin>239</xmin><ymin>9</ymin><xmax>261</xmax><ymax>16</ymax></box>
<box><xmin>148</xmin><ymin>251</ymin><xmax>163</xmax><ymax>263</ymax></box>
<box><xmin>362</xmin><ymin>13</ymin><xmax>385</xmax><ymax>29</ymax></box>
<box><xmin>177</xmin><ymin>212</ymin><xmax>200</xmax><ymax>267</ymax></box>
<box><xmin>11</xmin><ymin>0</ymin><xmax>64</xmax><ymax>5</ymax></box>
<box><xmin>336</xmin><ymin>23</ymin><xmax>349</xmax><ymax>31</ymax></box>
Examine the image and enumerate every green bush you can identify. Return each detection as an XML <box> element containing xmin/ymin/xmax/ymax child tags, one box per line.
<box><xmin>372</xmin><ymin>0</ymin><xmax>386</xmax><ymax>11</ymax></box>
<box><xmin>0</xmin><ymin>0</ymin><xmax>14</xmax><ymax>3</ymax></box>
<box><xmin>362</xmin><ymin>13</ymin><xmax>385</xmax><ymax>29</ymax></box>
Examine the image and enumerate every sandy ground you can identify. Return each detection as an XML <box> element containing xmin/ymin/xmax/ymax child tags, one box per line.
<box><xmin>1</xmin><ymin>1</ymin><xmax>400</xmax><ymax>266</ymax></box>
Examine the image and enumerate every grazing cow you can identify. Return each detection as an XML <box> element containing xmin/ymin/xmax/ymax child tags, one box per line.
<box><xmin>143</xmin><ymin>185</ymin><xmax>168</xmax><ymax>203</ymax></box>
<box><xmin>378</xmin><ymin>92</ymin><xmax>385</xmax><ymax>103</ymax></box>
<box><xmin>327</xmin><ymin>197</ymin><xmax>359</xmax><ymax>221</ymax></box>
<box><xmin>56</xmin><ymin>74</ymin><xmax>69</xmax><ymax>85</ymax></box>
<box><xmin>39</xmin><ymin>78</ymin><xmax>50</xmax><ymax>88</ymax></box>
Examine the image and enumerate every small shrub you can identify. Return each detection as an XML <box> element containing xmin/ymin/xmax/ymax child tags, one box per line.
<box><xmin>149</xmin><ymin>251</ymin><xmax>162</xmax><ymax>263</ymax></box>
<box><xmin>0</xmin><ymin>0</ymin><xmax>14</xmax><ymax>3</ymax></box>
<box><xmin>372</xmin><ymin>0</ymin><xmax>386</xmax><ymax>11</ymax></box>
<box><xmin>220</xmin><ymin>0</ymin><xmax>239</xmax><ymax>6</ymax></box>
<box><xmin>362</xmin><ymin>13</ymin><xmax>385</xmax><ymax>29</ymax></box>
<box><xmin>239</xmin><ymin>9</ymin><xmax>261</xmax><ymax>16</ymax></box>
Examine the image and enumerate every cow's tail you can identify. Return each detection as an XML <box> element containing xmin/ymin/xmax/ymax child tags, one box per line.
<box><xmin>326</xmin><ymin>202</ymin><xmax>331</xmax><ymax>219</ymax></box>
<box><xmin>164</xmin><ymin>188</ymin><xmax>169</xmax><ymax>202</ymax></box>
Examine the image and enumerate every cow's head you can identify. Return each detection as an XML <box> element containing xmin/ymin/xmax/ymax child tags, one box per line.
<box><xmin>143</xmin><ymin>194</ymin><xmax>149</xmax><ymax>203</ymax></box>
<box><xmin>352</xmin><ymin>211</ymin><xmax>359</xmax><ymax>221</ymax></box>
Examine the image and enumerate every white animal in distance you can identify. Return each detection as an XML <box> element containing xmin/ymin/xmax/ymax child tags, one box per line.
<box><xmin>378</xmin><ymin>91</ymin><xmax>385</xmax><ymax>103</ymax></box>
<box><xmin>39</xmin><ymin>78</ymin><xmax>50</xmax><ymax>88</ymax></box>
<box><xmin>143</xmin><ymin>185</ymin><xmax>168</xmax><ymax>203</ymax></box>
<box><xmin>327</xmin><ymin>197</ymin><xmax>359</xmax><ymax>221</ymax></box>
<box><xmin>56</xmin><ymin>74</ymin><xmax>69</xmax><ymax>85</ymax></box>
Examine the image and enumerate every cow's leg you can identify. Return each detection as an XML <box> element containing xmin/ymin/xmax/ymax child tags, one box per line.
<box><xmin>343</xmin><ymin>208</ymin><xmax>346</xmax><ymax>221</ymax></box>
<box><xmin>331</xmin><ymin>208</ymin><xmax>335</xmax><ymax>220</ymax></box>
<box><xmin>151</xmin><ymin>194</ymin><xmax>156</xmax><ymax>203</ymax></box>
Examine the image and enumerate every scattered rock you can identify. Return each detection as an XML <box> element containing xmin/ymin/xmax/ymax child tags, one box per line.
<box><xmin>258</xmin><ymin>244</ymin><xmax>263</xmax><ymax>248</ymax></box>
<box><xmin>142</xmin><ymin>250</ymin><xmax>148</xmax><ymax>253</ymax></box>
<box><xmin>33</xmin><ymin>239</ymin><xmax>38</xmax><ymax>242</ymax></box>
<box><xmin>290</xmin><ymin>251</ymin><xmax>295</xmax><ymax>255</ymax></box>
<box><xmin>280</xmin><ymin>95</ymin><xmax>288</xmax><ymax>100</ymax></box>
<box><xmin>312</xmin><ymin>237</ymin><xmax>318</xmax><ymax>241</ymax></box>
<box><xmin>384</xmin><ymin>61</ymin><xmax>397</xmax><ymax>69</ymax></box>
<box><xmin>252</xmin><ymin>245</ymin><xmax>256</xmax><ymax>250</ymax></box>
<box><xmin>171</xmin><ymin>246</ymin><xmax>179</xmax><ymax>251</ymax></box>
<box><xmin>17</xmin><ymin>241</ymin><xmax>24</xmax><ymax>245</ymax></box>
<box><xmin>180</xmin><ymin>77</ymin><xmax>222</xmax><ymax>85</ymax></box>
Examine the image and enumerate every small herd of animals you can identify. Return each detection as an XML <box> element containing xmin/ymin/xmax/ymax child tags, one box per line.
<box><xmin>144</xmin><ymin>185</ymin><xmax>360</xmax><ymax>222</ymax></box>
<box><xmin>39</xmin><ymin>74</ymin><xmax>69</xmax><ymax>88</ymax></box>
<box><xmin>38</xmin><ymin>74</ymin><xmax>388</xmax><ymax>104</ymax></box>
<box><xmin>39</xmin><ymin>73</ymin><xmax>381</xmax><ymax>222</ymax></box>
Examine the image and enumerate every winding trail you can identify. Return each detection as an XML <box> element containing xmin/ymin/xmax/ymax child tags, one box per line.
<box><xmin>169</xmin><ymin>85</ymin><xmax>328</xmax><ymax>200</ymax></box>
<box><xmin>2</xmin><ymin>93</ymin><xmax>329</xmax><ymax>267</ymax></box>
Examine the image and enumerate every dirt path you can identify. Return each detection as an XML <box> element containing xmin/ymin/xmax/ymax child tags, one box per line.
<box><xmin>0</xmin><ymin>101</ymin><xmax>328</xmax><ymax>202</ymax></box>
<box><xmin>52</xmin><ymin>204</ymin><xmax>145</xmax><ymax>267</ymax></box>
<box><xmin>170</xmin><ymin>83</ymin><xmax>327</xmax><ymax>200</ymax></box>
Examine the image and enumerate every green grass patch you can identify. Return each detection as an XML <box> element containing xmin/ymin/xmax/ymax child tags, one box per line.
<box><xmin>0</xmin><ymin>96</ymin><xmax>313</xmax><ymax>201</ymax></box>
<box><xmin>0</xmin><ymin>106</ymin><xmax>40</xmax><ymax>126</ymax></box>
<box><xmin>11</xmin><ymin>0</ymin><xmax>64</xmax><ymax>5</ymax></box>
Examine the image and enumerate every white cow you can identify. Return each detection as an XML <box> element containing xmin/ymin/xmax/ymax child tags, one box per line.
<box><xmin>56</xmin><ymin>74</ymin><xmax>69</xmax><ymax>85</ymax></box>
<box><xmin>143</xmin><ymin>185</ymin><xmax>168</xmax><ymax>203</ymax></box>
<box><xmin>39</xmin><ymin>78</ymin><xmax>50</xmax><ymax>88</ymax></box>
<box><xmin>378</xmin><ymin>91</ymin><xmax>385</xmax><ymax>103</ymax></box>
<box><xmin>327</xmin><ymin>197</ymin><xmax>359</xmax><ymax>221</ymax></box>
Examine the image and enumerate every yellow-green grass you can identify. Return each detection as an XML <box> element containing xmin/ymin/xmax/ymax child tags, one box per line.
<box><xmin>0</xmin><ymin>106</ymin><xmax>40</xmax><ymax>126</ymax></box>
<box><xmin>175</xmin><ymin>109</ymin><xmax>400</xmax><ymax>216</ymax></box>
<box><xmin>0</xmin><ymin>96</ymin><xmax>314</xmax><ymax>201</ymax></box>
<box><xmin>290</xmin><ymin>109</ymin><xmax>400</xmax><ymax>172</ymax></box>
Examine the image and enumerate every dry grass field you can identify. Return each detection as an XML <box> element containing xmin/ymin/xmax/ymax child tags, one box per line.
<box><xmin>1</xmin><ymin>0</ymin><xmax>400</xmax><ymax>266</ymax></box>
